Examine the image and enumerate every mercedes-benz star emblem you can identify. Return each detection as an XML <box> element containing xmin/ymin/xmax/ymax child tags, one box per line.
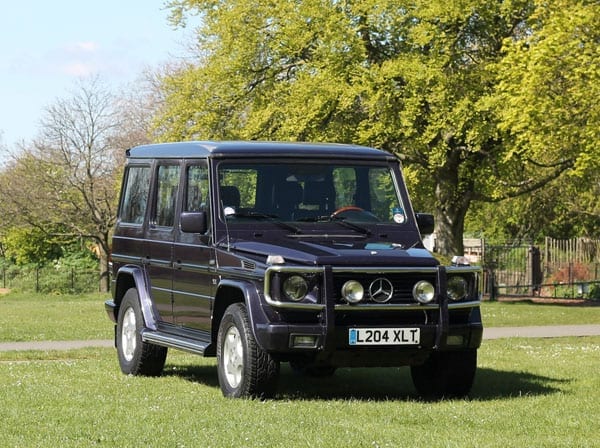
<box><xmin>369</xmin><ymin>278</ymin><xmax>394</xmax><ymax>303</ymax></box>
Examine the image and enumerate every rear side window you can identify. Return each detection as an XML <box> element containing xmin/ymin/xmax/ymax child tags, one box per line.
<box><xmin>119</xmin><ymin>166</ymin><xmax>151</xmax><ymax>224</ymax></box>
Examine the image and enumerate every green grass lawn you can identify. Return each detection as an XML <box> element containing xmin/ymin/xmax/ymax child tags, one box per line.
<box><xmin>481</xmin><ymin>300</ymin><xmax>600</xmax><ymax>327</ymax></box>
<box><xmin>1</xmin><ymin>337</ymin><xmax>598</xmax><ymax>447</ymax></box>
<box><xmin>1</xmin><ymin>292</ymin><xmax>599</xmax><ymax>446</ymax></box>
<box><xmin>0</xmin><ymin>292</ymin><xmax>111</xmax><ymax>342</ymax></box>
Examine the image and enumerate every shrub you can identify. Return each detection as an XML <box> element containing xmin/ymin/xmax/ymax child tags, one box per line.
<box><xmin>588</xmin><ymin>284</ymin><xmax>600</xmax><ymax>301</ymax></box>
<box><xmin>0</xmin><ymin>258</ymin><xmax>99</xmax><ymax>294</ymax></box>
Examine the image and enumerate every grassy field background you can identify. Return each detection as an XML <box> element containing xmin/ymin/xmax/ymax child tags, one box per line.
<box><xmin>0</xmin><ymin>292</ymin><xmax>599</xmax><ymax>447</ymax></box>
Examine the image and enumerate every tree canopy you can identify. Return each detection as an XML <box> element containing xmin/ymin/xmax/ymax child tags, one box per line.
<box><xmin>467</xmin><ymin>0</ymin><xmax>600</xmax><ymax>241</ymax></box>
<box><xmin>158</xmin><ymin>0</ymin><xmax>599</xmax><ymax>255</ymax></box>
<box><xmin>493</xmin><ymin>0</ymin><xmax>599</xmax><ymax>177</ymax></box>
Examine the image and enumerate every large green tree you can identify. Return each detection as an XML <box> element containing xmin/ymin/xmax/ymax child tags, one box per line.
<box><xmin>158</xmin><ymin>0</ymin><xmax>595</xmax><ymax>255</ymax></box>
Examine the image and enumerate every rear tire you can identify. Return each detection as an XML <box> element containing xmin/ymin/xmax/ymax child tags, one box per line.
<box><xmin>116</xmin><ymin>288</ymin><xmax>167</xmax><ymax>376</ymax></box>
<box><xmin>411</xmin><ymin>350</ymin><xmax>477</xmax><ymax>399</ymax></box>
<box><xmin>217</xmin><ymin>303</ymin><xmax>279</xmax><ymax>398</ymax></box>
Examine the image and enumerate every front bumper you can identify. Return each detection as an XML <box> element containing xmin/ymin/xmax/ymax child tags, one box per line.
<box><xmin>255</xmin><ymin>318</ymin><xmax>482</xmax><ymax>367</ymax></box>
<box><xmin>254</xmin><ymin>264</ymin><xmax>483</xmax><ymax>367</ymax></box>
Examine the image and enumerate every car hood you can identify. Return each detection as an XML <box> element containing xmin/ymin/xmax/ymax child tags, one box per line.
<box><xmin>228</xmin><ymin>238</ymin><xmax>438</xmax><ymax>267</ymax></box>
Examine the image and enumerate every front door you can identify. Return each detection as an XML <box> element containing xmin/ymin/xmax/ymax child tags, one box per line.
<box><xmin>172</xmin><ymin>162</ymin><xmax>215</xmax><ymax>332</ymax></box>
<box><xmin>146</xmin><ymin>163</ymin><xmax>181</xmax><ymax>324</ymax></box>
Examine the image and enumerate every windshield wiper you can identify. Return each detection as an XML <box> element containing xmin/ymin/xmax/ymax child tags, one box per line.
<box><xmin>330</xmin><ymin>216</ymin><xmax>372</xmax><ymax>236</ymax></box>
<box><xmin>227</xmin><ymin>211</ymin><xmax>302</xmax><ymax>234</ymax></box>
<box><xmin>297</xmin><ymin>215</ymin><xmax>371</xmax><ymax>236</ymax></box>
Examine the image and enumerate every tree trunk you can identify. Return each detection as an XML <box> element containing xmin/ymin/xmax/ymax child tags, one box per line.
<box><xmin>433</xmin><ymin>197</ymin><xmax>467</xmax><ymax>257</ymax></box>
<box><xmin>432</xmin><ymin>152</ymin><xmax>472</xmax><ymax>257</ymax></box>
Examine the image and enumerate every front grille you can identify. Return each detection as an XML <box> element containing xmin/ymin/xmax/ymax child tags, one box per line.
<box><xmin>332</xmin><ymin>272</ymin><xmax>437</xmax><ymax>305</ymax></box>
<box><xmin>335</xmin><ymin>310</ymin><xmax>433</xmax><ymax>326</ymax></box>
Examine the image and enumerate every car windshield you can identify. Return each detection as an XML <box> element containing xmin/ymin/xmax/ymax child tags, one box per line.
<box><xmin>217</xmin><ymin>161</ymin><xmax>407</xmax><ymax>227</ymax></box>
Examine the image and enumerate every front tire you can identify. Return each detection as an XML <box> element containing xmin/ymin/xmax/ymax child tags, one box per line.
<box><xmin>217</xmin><ymin>303</ymin><xmax>279</xmax><ymax>398</ymax></box>
<box><xmin>411</xmin><ymin>349</ymin><xmax>477</xmax><ymax>399</ymax></box>
<box><xmin>116</xmin><ymin>288</ymin><xmax>167</xmax><ymax>376</ymax></box>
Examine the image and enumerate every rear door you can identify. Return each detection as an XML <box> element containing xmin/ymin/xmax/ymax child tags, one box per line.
<box><xmin>112</xmin><ymin>163</ymin><xmax>152</xmax><ymax>288</ymax></box>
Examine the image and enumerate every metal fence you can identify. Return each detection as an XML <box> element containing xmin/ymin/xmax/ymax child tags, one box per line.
<box><xmin>465</xmin><ymin>237</ymin><xmax>600</xmax><ymax>300</ymax></box>
<box><xmin>1</xmin><ymin>264</ymin><xmax>99</xmax><ymax>294</ymax></box>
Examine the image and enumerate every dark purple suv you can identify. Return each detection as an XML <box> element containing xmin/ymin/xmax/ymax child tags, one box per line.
<box><xmin>105</xmin><ymin>141</ymin><xmax>482</xmax><ymax>399</ymax></box>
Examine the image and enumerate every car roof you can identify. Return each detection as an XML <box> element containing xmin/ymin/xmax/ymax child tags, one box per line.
<box><xmin>126</xmin><ymin>141</ymin><xmax>397</xmax><ymax>161</ymax></box>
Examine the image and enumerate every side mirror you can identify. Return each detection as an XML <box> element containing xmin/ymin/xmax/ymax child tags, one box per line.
<box><xmin>415</xmin><ymin>213</ymin><xmax>434</xmax><ymax>235</ymax></box>
<box><xmin>180</xmin><ymin>211</ymin><xmax>207</xmax><ymax>234</ymax></box>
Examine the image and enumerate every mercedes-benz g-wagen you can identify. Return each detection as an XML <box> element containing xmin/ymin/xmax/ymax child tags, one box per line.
<box><xmin>105</xmin><ymin>141</ymin><xmax>483</xmax><ymax>399</ymax></box>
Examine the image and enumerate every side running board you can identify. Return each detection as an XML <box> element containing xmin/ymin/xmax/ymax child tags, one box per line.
<box><xmin>141</xmin><ymin>330</ymin><xmax>211</xmax><ymax>356</ymax></box>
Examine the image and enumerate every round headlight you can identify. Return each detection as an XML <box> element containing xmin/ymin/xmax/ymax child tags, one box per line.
<box><xmin>282</xmin><ymin>275</ymin><xmax>309</xmax><ymax>301</ymax></box>
<box><xmin>447</xmin><ymin>276</ymin><xmax>468</xmax><ymax>301</ymax></box>
<box><xmin>342</xmin><ymin>280</ymin><xmax>364</xmax><ymax>304</ymax></box>
<box><xmin>413</xmin><ymin>280</ymin><xmax>435</xmax><ymax>304</ymax></box>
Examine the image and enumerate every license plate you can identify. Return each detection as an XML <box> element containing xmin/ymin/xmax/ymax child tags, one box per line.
<box><xmin>348</xmin><ymin>328</ymin><xmax>420</xmax><ymax>346</ymax></box>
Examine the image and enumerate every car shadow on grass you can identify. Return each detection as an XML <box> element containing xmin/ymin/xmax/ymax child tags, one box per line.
<box><xmin>275</xmin><ymin>366</ymin><xmax>569</xmax><ymax>401</ymax></box>
<box><xmin>162</xmin><ymin>363</ymin><xmax>220</xmax><ymax>389</ymax></box>
<box><xmin>469</xmin><ymin>368</ymin><xmax>570</xmax><ymax>400</ymax></box>
<box><xmin>161</xmin><ymin>362</ymin><xmax>569</xmax><ymax>401</ymax></box>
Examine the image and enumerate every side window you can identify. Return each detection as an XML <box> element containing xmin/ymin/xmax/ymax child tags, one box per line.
<box><xmin>119</xmin><ymin>166</ymin><xmax>151</xmax><ymax>224</ymax></box>
<box><xmin>219</xmin><ymin>167</ymin><xmax>257</xmax><ymax>209</ymax></box>
<box><xmin>155</xmin><ymin>165</ymin><xmax>181</xmax><ymax>227</ymax></box>
<box><xmin>186</xmin><ymin>164</ymin><xmax>209</xmax><ymax>212</ymax></box>
<box><xmin>369</xmin><ymin>167</ymin><xmax>402</xmax><ymax>222</ymax></box>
